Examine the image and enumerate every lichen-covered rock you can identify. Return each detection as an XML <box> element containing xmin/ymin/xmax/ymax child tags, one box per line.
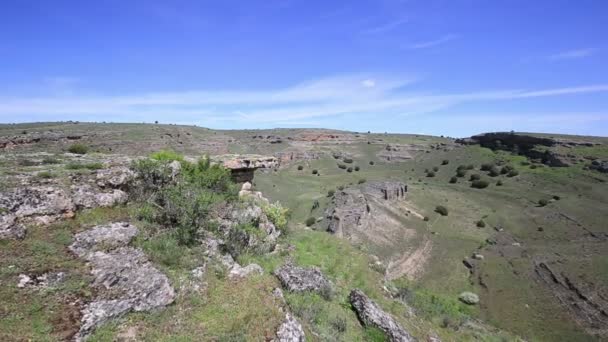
<box><xmin>71</xmin><ymin>184</ymin><xmax>127</xmax><ymax>209</ymax></box>
<box><xmin>69</xmin><ymin>222</ymin><xmax>138</xmax><ymax>257</ymax></box>
<box><xmin>96</xmin><ymin>166</ymin><xmax>134</xmax><ymax>189</ymax></box>
<box><xmin>0</xmin><ymin>214</ymin><xmax>25</xmax><ymax>239</ymax></box>
<box><xmin>17</xmin><ymin>272</ymin><xmax>66</xmax><ymax>289</ymax></box>
<box><xmin>274</xmin><ymin>264</ymin><xmax>332</xmax><ymax>294</ymax></box>
<box><xmin>458</xmin><ymin>292</ymin><xmax>479</xmax><ymax>305</ymax></box>
<box><xmin>349</xmin><ymin>289</ymin><xmax>415</xmax><ymax>342</ymax></box>
<box><xmin>275</xmin><ymin>313</ymin><xmax>305</xmax><ymax>342</ymax></box>
<box><xmin>222</xmin><ymin>203</ymin><xmax>281</xmax><ymax>255</ymax></box>
<box><xmin>0</xmin><ymin>186</ymin><xmax>74</xmax><ymax>218</ymax></box>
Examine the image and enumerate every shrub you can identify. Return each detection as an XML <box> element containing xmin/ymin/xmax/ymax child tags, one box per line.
<box><xmin>449</xmin><ymin>176</ymin><xmax>457</xmax><ymax>183</ymax></box>
<box><xmin>150</xmin><ymin>149</ymin><xmax>184</xmax><ymax>162</ymax></box>
<box><xmin>423</xmin><ymin>216</ymin><xmax>430</xmax><ymax>221</ymax></box>
<box><xmin>496</xmin><ymin>180</ymin><xmax>503</xmax><ymax>186</ymax></box>
<box><xmin>521</xmin><ymin>160</ymin><xmax>531</xmax><ymax>166</ymax></box>
<box><xmin>426</xmin><ymin>171</ymin><xmax>436</xmax><ymax>177</ymax></box>
<box><xmin>343</xmin><ymin>158</ymin><xmax>353</xmax><ymax>164</ymax></box>
<box><xmin>488</xmin><ymin>166</ymin><xmax>500</xmax><ymax>177</ymax></box>
<box><xmin>500</xmin><ymin>165</ymin><xmax>514</xmax><ymax>174</ymax></box>
<box><xmin>369</xmin><ymin>161</ymin><xmax>375</xmax><ymax>165</ymax></box>
<box><xmin>553</xmin><ymin>195</ymin><xmax>561</xmax><ymax>201</ymax></box>
<box><xmin>37</xmin><ymin>171</ymin><xmax>54</xmax><ymax>179</ymax></box>
<box><xmin>68</xmin><ymin>143</ymin><xmax>88</xmax><ymax>155</ymax></box>
<box><xmin>432</xmin><ymin>166</ymin><xmax>439</xmax><ymax>172</ymax></box>
<box><xmin>476</xmin><ymin>220</ymin><xmax>486</xmax><ymax>228</ymax></box>
<box><xmin>442</xmin><ymin>160</ymin><xmax>449</xmax><ymax>165</ymax></box>
<box><xmin>327</xmin><ymin>189</ymin><xmax>335</xmax><ymax>197</ymax></box>
<box><xmin>337</xmin><ymin>185</ymin><xmax>344</xmax><ymax>191</ymax></box>
<box><xmin>338</xmin><ymin>164</ymin><xmax>347</xmax><ymax>169</ymax></box>
<box><xmin>358</xmin><ymin>179</ymin><xmax>366</xmax><ymax>184</ymax></box>
<box><xmin>263</xmin><ymin>201</ymin><xmax>289</xmax><ymax>231</ymax></box>
<box><xmin>347</xmin><ymin>167</ymin><xmax>353</xmax><ymax>173</ymax></box>
<box><xmin>42</xmin><ymin>156</ymin><xmax>60</xmax><ymax>165</ymax></box>
<box><xmin>469</xmin><ymin>174</ymin><xmax>481</xmax><ymax>181</ymax></box>
<box><xmin>65</xmin><ymin>162</ymin><xmax>104</xmax><ymax>170</ymax></box>
<box><xmin>466</xmin><ymin>164</ymin><xmax>475</xmax><ymax>170</ymax></box>
<box><xmin>435</xmin><ymin>206</ymin><xmax>448</xmax><ymax>216</ymax></box>
<box><xmin>312</xmin><ymin>169</ymin><xmax>318</xmax><ymax>174</ymax></box>
<box><xmin>354</xmin><ymin>166</ymin><xmax>360</xmax><ymax>171</ymax></box>
<box><xmin>480</xmin><ymin>163</ymin><xmax>494</xmax><ymax>171</ymax></box>
<box><xmin>530</xmin><ymin>164</ymin><xmax>537</xmax><ymax>169</ymax></box>
<box><xmin>297</xmin><ymin>165</ymin><xmax>304</xmax><ymax>171</ymax></box>
<box><xmin>456</xmin><ymin>169</ymin><xmax>467</xmax><ymax>178</ymax></box>
<box><xmin>471</xmin><ymin>180</ymin><xmax>489</xmax><ymax>189</ymax></box>
<box><xmin>305</xmin><ymin>217</ymin><xmax>316</xmax><ymax>227</ymax></box>
<box><xmin>538</xmin><ymin>199</ymin><xmax>548</xmax><ymax>207</ymax></box>
<box><xmin>507</xmin><ymin>169</ymin><xmax>519</xmax><ymax>177</ymax></box>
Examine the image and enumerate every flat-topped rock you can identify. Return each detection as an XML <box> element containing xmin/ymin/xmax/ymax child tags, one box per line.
<box><xmin>212</xmin><ymin>154</ymin><xmax>278</xmax><ymax>182</ymax></box>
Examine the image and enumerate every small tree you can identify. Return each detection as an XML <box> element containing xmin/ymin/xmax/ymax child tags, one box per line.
<box><xmin>480</xmin><ymin>163</ymin><xmax>494</xmax><ymax>171</ymax></box>
<box><xmin>538</xmin><ymin>199</ymin><xmax>548</xmax><ymax>207</ymax></box>
<box><xmin>297</xmin><ymin>165</ymin><xmax>304</xmax><ymax>171</ymax></box>
<box><xmin>476</xmin><ymin>220</ymin><xmax>486</xmax><ymax>228</ymax></box>
<box><xmin>312</xmin><ymin>169</ymin><xmax>318</xmax><ymax>174</ymax></box>
<box><xmin>449</xmin><ymin>176</ymin><xmax>457</xmax><ymax>183</ymax></box>
<box><xmin>354</xmin><ymin>166</ymin><xmax>360</xmax><ymax>171</ymax></box>
<box><xmin>426</xmin><ymin>171</ymin><xmax>436</xmax><ymax>177</ymax></box>
<box><xmin>369</xmin><ymin>161</ymin><xmax>375</xmax><ymax>165</ymax></box>
<box><xmin>507</xmin><ymin>169</ymin><xmax>519</xmax><ymax>177</ymax></box>
<box><xmin>470</xmin><ymin>174</ymin><xmax>481</xmax><ymax>181</ymax></box>
<box><xmin>456</xmin><ymin>169</ymin><xmax>467</xmax><ymax>178</ymax></box>
<box><xmin>435</xmin><ymin>205</ymin><xmax>448</xmax><ymax>216</ymax></box>
<box><xmin>347</xmin><ymin>167</ymin><xmax>353</xmax><ymax>173</ymax></box>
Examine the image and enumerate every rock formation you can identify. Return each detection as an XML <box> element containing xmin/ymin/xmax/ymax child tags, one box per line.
<box><xmin>274</xmin><ymin>264</ymin><xmax>333</xmax><ymax>295</ymax></box>
<box><xmin>213</xmin><ymin>154</ymin><xmax>278</xmax><ymax>183</ymax></box>
<box><xmin>349</xmin><ymin>289</ymin><xmax>415</xmax><ymax>342</ymax></box>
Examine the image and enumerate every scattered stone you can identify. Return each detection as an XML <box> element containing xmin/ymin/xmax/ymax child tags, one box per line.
<box><xmin>472</xmin><ymin>253</ymin><xmax>484</xmax><ymax>260</ymax></box>
<box><xmin>274</xmin><ymin>264</ymin><xmax>333</xmax><ymax>295</ymax></box>
<box><xmin>228</xmin><ymin>263</ymin><xmax>263</xmax><ymax>279</ymax></box>
<box><xmin>71</xmin><ymin>184</ymin><xmax>127</xmax><ymax>209</ymax></box>
<box><xmin>349</xmin><ymin>289</ymin><xmax>415</xmax><ymax>342</ymax></box>
<box><xmin>96</xmin><ymin>166</ymin><xmax>134</xmax><ymax>189</ymax></box>
<box><xmin>275</xmin><ymin>313</ymin><xmax>305</xmax><ymax>342</ymax></box>
<box><xmin>17</xmin><ymin>272</ymin><xmax>66</xmax><ymax>289</ymax></box>
<box><xmin>458</xmin><ymin>292</ymin><xmax>480</xmax><ymax>305</ymax></box>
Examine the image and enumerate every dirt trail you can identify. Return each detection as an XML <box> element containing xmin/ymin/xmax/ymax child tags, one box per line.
<box><xmin>385</xmin><ymin>237</ymin><xmax>432</xmax><ymax>281</ymax></box>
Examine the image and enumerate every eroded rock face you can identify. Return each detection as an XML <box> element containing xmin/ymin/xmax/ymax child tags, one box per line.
<box><xmin>275</xmin><ymin>313</ymin><xmax>305</xmax><ymax>342</ymax></box>
<box><xmin>349</xmin><ymin>289</ymin><xmax>415</xmax><ymax>342</ymax></box>
<box><xmin>71</xmin><ymin>223</ymin><xmax>175</xmax><ymax>341</ymax></box>
<box><xmin>364</xmin><ymin>181</ymin><xmax>407</xmax><ymax>201</ymax></box>
<box><xmin>213</xmin><ymin>154</ymin><xmax>278</xmax><ymax>183</ymax></box>
<box><xmin>274</xmin><ymin>264</ymin><xmax>332</xmax><ymax>294</ymax></box>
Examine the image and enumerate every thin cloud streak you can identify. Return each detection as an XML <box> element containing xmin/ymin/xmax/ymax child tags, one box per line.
<box><xmin>548</xmin><ymin>48</ymin><xmax>596</xmax><ymax>61</ymax></box>
<box><xmin>1</xmin><ymin>75</ymin><xmax>608</xmax><ymax>127</ymax></box>
<box><xmin>361</xmin><ymin>17</ymin><xmax>408</xmax><ymax>34</ymax></box>
<box><xmin>407</xmin><ymin>34</ymin><xmax>459</xmax><ymax>49</ymax></box>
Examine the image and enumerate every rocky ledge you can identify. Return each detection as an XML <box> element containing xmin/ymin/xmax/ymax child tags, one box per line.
<box><xmin>69</xmin><ymin>222</ymin><xmax>175</xmax><ymax>341</ymax></box>
<box><xmin>212</xmin><ymin>154</ymin><xmax>278</xmax><ymax>183</ymax></box>
<box><xmin>349</xmin><ymin>289</ymin><xmax>415</xmax><ymax>342</ymax></box>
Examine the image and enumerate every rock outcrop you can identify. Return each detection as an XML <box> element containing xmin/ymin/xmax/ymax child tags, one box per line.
<box><xmin>349</xmin><ymin>289</ymin><xmax>415</xmax><ymax>342</ymax></box>
<box><xmin>213</xmin><ymin>154</ymin><xmax>278</xmax><ymax>183</ymax></box>
<box><xmin>274</xmin><ymin>264</ymin><xmax>332</xmax><ymax>295</ymax></box>
<box><xmin>70</xmin><ymin>222</ymin><xmax>175</xmax><ymax>341</ymax></box>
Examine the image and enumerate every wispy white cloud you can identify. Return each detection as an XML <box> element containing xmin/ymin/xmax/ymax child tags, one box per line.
<box><xmin>1</xmin><ymin>74</ymin><xmax>607</xmax><ymax>128</ymax></box>
<box><xmin>548</xmin><ymin>48</ymin><xmax>596</xmax><ymax>61</ymax></box>
<box><xmin>361</xmin><ymin>17</ymin><xmax>408</xmax><ymax>34</ymax></box>
<box><xmin>406</xmin><ymin>34</ymin><xmax>459</xmax><ymax>49</ymax></box>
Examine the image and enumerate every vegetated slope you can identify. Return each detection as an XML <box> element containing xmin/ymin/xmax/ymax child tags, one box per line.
<box><xmin>1</xmin><ymin>122</ymin><xmax>607</xmax><ymax>341</ymax></box>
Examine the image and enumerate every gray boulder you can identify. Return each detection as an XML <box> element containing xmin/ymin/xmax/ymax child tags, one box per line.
<box><xmin>349</xmin><ymin>289</ymin><xmax>415</xmax><ymax>342</ymax></box>
<box><xmin>71</xmin><ymin>184</ymin><xmax>127</xmax><ymax>210</ymax></box>
<box><xmin>275</xmin><ymin>313</ymin><xmax>305</xmax><ymax>342</ymax></box>
<box><xmin>274</xmin><ymin>264</ymin><xmax>332</xmax><ymax>295</ymax></box>
<box><xmin>96</xmin><ymin>166</ymin><xmax>134</xmax><ymax>189</ymax></box>
<box><xmin>458</xmin><ymin>292</ymin><xmax>479</xmax><ymax>305</ymax></box>
<box><xmin>228</xmin><ymin>263</ymin><xmax>264</xmax><ymax>279</ymax></box>
<box><xmin>0</xmin><ymin>214</ymin><xmax>25</xmax><ymax>239</ymax></box>
<box><xmin>69</xmin><ymin>222</ymin><xmax>138</xmax><ymax>257</ymax></box>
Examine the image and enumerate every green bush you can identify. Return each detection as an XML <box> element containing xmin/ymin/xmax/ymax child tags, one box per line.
<box><xmin>538</xmin><ymin>199</ymin><xmax>548</xmax><ymax>207</ymax></box>
<box><xmin>297</xmin><ymin>165</ymin><xmax>304</xmax><ymax>171</ymax></box>
<box><xmin>327</xmin><ymin>189</ymin><xmax>335</xmax><ymax>197</ymax></box>
<box><xmin>312</xmin><ymin>169</ymin><xmax>318</xmax><ymax>175</ymax></box>
<box><xmin>347</xmin><ymin>167</ymin><xmax>353</xmax><ymax>173</ymax></box>
<box><xmin>369</xmin><ymin>161</ymin><xmax>375</xmax><ymax>165</ymax></box>
<box><xmin>476</xmin><ymin>220</ymin><xmax>486</xmax><ymax>228</ymax></box>
<box><xmin>354</xmin><ymin>166</ymin><xmax>360</xmax><ymax>171</ymax></box>
<box><xmin>442</xmin><ymin>160</ymin><xmax>449</xmax><ymax>165</ymax></box>
<box><xmin>68</xmin><ymin>143</ymin><xmax>88</xmax><ymax>154</ymax></box>
<box><xmin>471</xmin><ymin>180</ymin><xmax>489</xmax><ymax>189</ymax></box>
<box><xmin>305</xmin><ymin>217</ymin><xmax>316</xmax><ymax>227</ymax></box>
<box><xmin>553</xmin><ymin>195</ymin><xmax>561</xmax><ymax>200</ymax></box>
<box><xmin>501</xmin><ymin>165</ymin><xmax>514</xmax><ymax>174</ymax></box>
<box><xmin>65</xmin><ymin>162</ymin><xmax>104</xmax><ymax>170</ymax></box>
<box><xmin>488</xmin><ymin>166</ymin><xmax>500</xmax><ymax>177</ymax></box>
<box><xmin>358</xmin><ymin>179</ymin><xmax>366</xmax><ymax>184</ymax></box>
<box><xmin>507</xmin><ymin>169</ymin><xmax>519</xmax><ymax>177</ymax></box>
<box><xmin>456</xmin><ymin>169</ymin><xmax>467</xmax><ymax>178</ymax></box>
<box><xmin>449</xmin><ymin>176</ymin><xmax>457</xmax><ymax>183</ymax></box>
<box><xmin>480</xmin><ymin>163</ymin><xmax>494</xmax><ymax>171</ymax></box>
<box><xmin>343</xmin><ymin>158</ymin><xmax>353</xmax><ymax>164</ymax></box>
<box><xmin>263</xmin><ymin>201</ymin><xmax>289</xmax><ymax>231</ymax></box>
<box><xmin>337</xmin><ymin>185</ymin><xmax>344</xmax><ymax>191</ymax></box>
<box><xmin>432</xmin><ymin>166</ymin><xmax>439</xmax><ymax>172</ymax></box>
<box><xmin>435</xmin><ymin>205</ymin><xmax>448</xmax><ymax>216</ymax></box>
<box><xmin>150</xmin><ymin>149</ymin><xmax>184</xmax><ymax>162</ymax></box>
<box><xmin>469</xmin><ymin>174</ymin><xmax>481</xmax><ymax>181</ymax></box>
<box><xmin>497</xmin><ymin>180</ymin><xmax>503</xmax><ymax>186</ymax></box>
<box><xmin>42</xmin><ymin>156</ymin><xmax>60</xmax><ymax>165</ymax></box>
<box><xmin>423</xmin><ymin>216</ymin><xmax>430</xmax><ymax>221</ymax></box>
<box><xmin>466</xmin><ymin>164</ymin><xmax>475</xmax><ymax>170</ymax></box>
<box><xmin>338</xmin><ymin>164</ymin><xmax>347</xmax><ymax>169</ymax></box>
<box><xmin>426</xmin><ymin>171</ymin><xmax>435</xmax><ymax>177</ymax></box>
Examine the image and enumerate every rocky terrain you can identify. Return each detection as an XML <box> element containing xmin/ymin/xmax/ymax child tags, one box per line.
<box><xmin>1</xmin><ymin>122</ymin><xmax>607</xmax><ymax>341</ymax></box>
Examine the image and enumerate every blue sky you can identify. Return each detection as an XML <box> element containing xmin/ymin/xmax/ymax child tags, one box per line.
<box><xmin>0</xmin><ymin>0</ymin><xmax>607</xmax><ymax>137</ymax></box>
